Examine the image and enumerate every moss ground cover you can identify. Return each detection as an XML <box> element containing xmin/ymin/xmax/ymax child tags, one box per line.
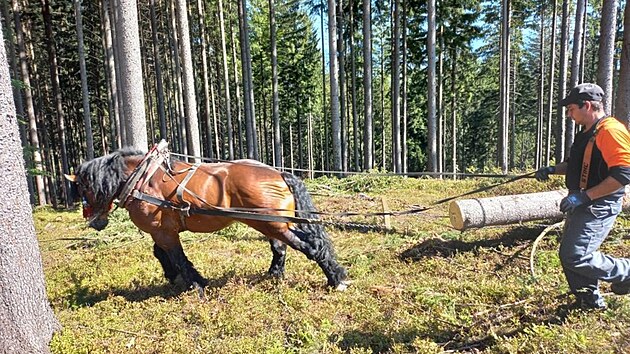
<box><xmin>37</xmin><ymin>175</ymin><xmax>630</xmax><ymax>353</ymax></box>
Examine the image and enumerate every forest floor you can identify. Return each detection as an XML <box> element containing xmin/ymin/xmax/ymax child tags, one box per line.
<box><xmin>36</xmin><ymin>174</ymin><xmax>630</xmax><ymax>353</ymax></box>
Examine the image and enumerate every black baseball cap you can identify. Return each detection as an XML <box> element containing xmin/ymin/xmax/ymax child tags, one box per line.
<box><xmin>560</xmin><ymin>83</ymin><xmax>604</xmax><ymax>106</ymax></box>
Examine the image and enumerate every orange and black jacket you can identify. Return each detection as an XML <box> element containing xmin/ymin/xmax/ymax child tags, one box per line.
<box><xmin>566</xmin><ymin>116</ymin><xmax>630</xmax><ymax>198</ymax></box>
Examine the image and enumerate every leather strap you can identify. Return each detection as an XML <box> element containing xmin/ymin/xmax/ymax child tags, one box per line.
<box><xmin>580</xmin><ymin>118</ymin><xmax>606</xmax><ymax>190</ymax></box>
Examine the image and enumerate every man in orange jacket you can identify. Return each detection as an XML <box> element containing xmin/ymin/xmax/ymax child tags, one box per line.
<box><xmin>536</xmin><ymin>83</ymin><xmax>630</xmax><ymax>310</ymax></box>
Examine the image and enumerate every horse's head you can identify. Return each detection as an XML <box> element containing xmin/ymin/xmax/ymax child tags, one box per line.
<box><xmin>65</xmin><ymin>148</ymin><xmax>143</xmax><ymax>231</ymax></box>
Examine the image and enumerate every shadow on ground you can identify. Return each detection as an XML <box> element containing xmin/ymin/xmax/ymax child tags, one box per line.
<box><xmin>399</xmin><ymin>225</ymin><xmax>549</xmax><ymax>261</ymax></box>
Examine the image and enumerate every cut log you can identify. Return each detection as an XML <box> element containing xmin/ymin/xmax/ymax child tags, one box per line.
<box><xmin>449</xmin><ymin>188</ymin><xmax>630</xmax><ymax>230</ymax></box>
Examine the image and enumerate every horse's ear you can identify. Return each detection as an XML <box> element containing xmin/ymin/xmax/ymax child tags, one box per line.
<box><xmin>64</xmin><ymin>174</ymin><xmax>77</xmax><ymax>182</ymax></box>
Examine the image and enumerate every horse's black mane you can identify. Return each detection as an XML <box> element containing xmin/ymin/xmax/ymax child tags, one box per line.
<box><xmin>76</xmin><ymin>148</ymin><xmax>144</xmax><ymax>201</ymax></box>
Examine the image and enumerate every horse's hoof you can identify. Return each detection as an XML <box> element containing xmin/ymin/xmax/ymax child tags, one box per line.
<box><xmin>335</xmin><ymin>280</ymin><xmax>352</xmax><ymax>291</ymax></box>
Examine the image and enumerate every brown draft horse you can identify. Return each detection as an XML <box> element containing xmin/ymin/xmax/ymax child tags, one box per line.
<box><xmin>66</xmin><ymin>147</ymin><xmax>348</xmax><ymax>293</ymax></box>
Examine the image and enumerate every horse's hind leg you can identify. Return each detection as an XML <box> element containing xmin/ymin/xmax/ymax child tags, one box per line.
<box><xmin>268</xmin><ymin>239</ymin><xmax>287</xmax><ymax>278</ymax></box>
<box><xmin>280</xmin><ymin>226</ymin><xmax>347</xmax><ymax>288</ymax></box>
<box><xmin>153</xmin><ymin>243</ymin><xmax>178</xmax><ymax>284</ymax></box>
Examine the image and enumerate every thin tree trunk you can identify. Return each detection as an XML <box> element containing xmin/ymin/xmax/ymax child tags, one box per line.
<box><xmin>175</xmin><ymin>0</ymin><xmax>200</xmax><ymax>160</ymax></box>
<box><xmin>555</xmin><ymin>0</ymin><xmax>570</xmax><ymax>163</ymax></box>
<box><xmin>615</xmin><ymin>2</ymin><xmax>630</xmax><ymax>125</ymax></box>
<box><xmin>269</xmin><ymin>0</ymin><xmax>281</xmax><ymax>167</ymax></box>
<box><xmin>427</xmin><ymin>0</ymin><xmax>437</xmax><ymax>172</ymax></box>
<box><xmin>391</xmin><ymin>0</ymin><xmax>401</xmax><ymax>173</ymax></box>
<box><xmin>349</xmin><ymin>0</ymin><xmax>359</xmax><ymax>171</ymax></box>
<box><xmin>11</xmin><ymin>0</ymin><xmax>45</xmax><ymax>205</ymax></box>
<box><xmin>218</xmin><ymin>0</ymin><xmax>233</xmax><ymax>159</ymax></box>
<box><xmin>229</xmin><ymin>14</ymin><xmax>244</xmax><ymax>158</ymax></box>
<box><xmin>498</xmin><ymin>0</ymin><xmax>510</xmax><ymax>173</ymax></box>
<box><xmin>42</xmin><ymin>0</ymin><xmax>71</xmax><ymax>207</ymax></box>
<box><xmin>597</xmin><ymin>0</ymin><xmax>617</xmax><ymax>115</ymax></box>
<box><xmin>150</xmin><ymin>0</ymin><xmax>167</xmax><ymax>141</ymax></box>
<box><xmin>536</xmin><ymin>2</ymin><xmax>545</xmax><ymax>169</ymax></box>
<box><xmin>74</xmin><ymin>0</ymin><xmax>93</xmax><ymax>159</ymax></box>
<box><xmin>401</xmin><ymin>0</ymin><xmax>408</xmax><ymax>173</ymax></box>
<box><xmin>451</xmin><ymin>48</ymin><xmax>457</xmax><ymax>179</ymax></box>
<box><xmin>546</xmin><ymin>0</ymin><xmax>558</xmax><ymax>165</ymax></box>
<box><xmin>328</xmin><ymin>0</ymin><xmax>341</xmax><ymax>172</ymax></box>
<box><xmin>102</xmin><ymin>0</ymin><xmax>121</xmax><ymax>150</ymax></box>
<box><xmin>362</xmin><ymin>0</ymin><xmax>373</xmax><ymax>171</ymax></box>
<box><xmin>566</xmin><ymin>0</ymin><xmax>586</xmax><ymax>149</ymax></box>
<box><xmin>337</xmin><ymin>0</ymin><xmax>347</xmax><ymax>172</ymax></box>
<box><xmin>238</xmin><ymin>0</ymin><xmax>258</xmax><ymax>159</ymax></box>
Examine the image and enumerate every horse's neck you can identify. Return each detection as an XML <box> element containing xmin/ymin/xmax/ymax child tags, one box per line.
<box><xmin>123</xmin><ymin>155</ymin><xmax>144</xmax><ymax>176</ymax></box>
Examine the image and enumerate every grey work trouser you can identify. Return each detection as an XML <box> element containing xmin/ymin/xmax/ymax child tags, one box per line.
<box><xmin>560</xmin><ymin>194</ymin><xmax>630</xmax><ymax>304</ymax></box>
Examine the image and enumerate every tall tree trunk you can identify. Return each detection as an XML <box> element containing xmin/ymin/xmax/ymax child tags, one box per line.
<box><xmin>337</xmin><ymin>0</ymin><xmax>347</xmax><ymax>172</ymax></box>
<box><xmin>498</xmin><ymin>0</ymin><xmax>510</xmax><ymax>173</ymax></box>
<box><xmin>269</xmin><ymin>0</ymin><xmax>281</xmax><ymax>167</ymax></box>
<box><xmin>74</xmin><ymin>0</ymin><xmax>93</xmax><ymax>159</ymax></box>
<box><xmin>597</xmin><ymin>0</ymin><xmax>617</xmax><ymax>115</ymax></box>
<box><xmin>349</xmin><ymin>0</ymin><xmax>359</xmax><ymax>171</ymax></box>
<box><xmin>427</xmin><ymin>0</ymin><xmax>437</xmax><ymax>172</ymax></box>
<box><xmin>401</xmin><ymin>0</ymin><xmax>408</xmax><ymax>173</ymax></box>
<box><xmin>438</xmin><ymin>24</ymin><xmax>444</xmax><ymax>175</ymax></box>
<box><xmin>115</xmin><ymin>0</ymin><xmax>148</xmax><ymax>151</ymax></box>
<box><xmin>168</xmin><ymin>0</ymin><xmax>186</xmax><ymax>153</ymax></box>
<box><xmin>150</xmin><ymin>0</ymin><xmax>167</xmax><ymax>141</ymax></box>
<box><xmin>0</xmin><ymin>23</ymin><xmax>60</xmax><ymax>349</ymax></box>
<box><xmin>545</xmin><ymin>0</ymin><xmax>558</xmax><ymax>165</ymax></box>
<box><xmin>217</xmin><ymin>0</ymin><xmax>233</xmax><ymax>159</ymax></box>
<box><xmin>10</xmin><ymin>0</ymin><xmax>45</xmax><ymax>205</ymax></box>
<box><xmin>536</xmin><ymin>2</ymin><xmax>546</xmax><ymax>169</ymax></box>
<box><xmin>555</xmin><ymin>0</ymin><xmax>569</xmax><ymax>163</ymax></box>
<box><xmin>42</xmin><ymin>0</ymin><xmax>71</xmax><ymax>207</ymax></box>
<box><xmin>238</xmin><ymin>0</ymin><xmax>258</xmax><ymax>159</ymax></box>
<box><xmin>615</xmin><ymin>2</ymin><xmax>630</xmax><ymax>125</ymax></box>
<box><xmin>102</xmin><ymin>0</ymin><xmax>121</xmax><ymax>150</ymax></box>
<box><xmin>451</xmin><ymin>48</ymin><xmax>458</xmax><ymax>179</ymax></box>
<box><xmin>566</xmin><ymin>0</ymin><xmax>586</xmax><ymax>149</ymax></box>
<box><xmin>229</xmin><ymin>15</ymin><xmax>244</xmax><ymax>158</ymax></box>
<box><xmin>176</xmin><ymin>0</ymin><xmax>200</xmax><ymax>160</ymax></box>
<box><xmin>391</xmin><ymin>0</ymin><xmax>401</xmax><ymax>173</ymax></box>
<box><xmin>328</xmin><ymin>0</ymin><xmax>341</xmax><ymax>172</ymax></box>
<box><xmin>362</xmin><ymin>0</ymin><xmax>373</xmax><ymax>171</ymax></box>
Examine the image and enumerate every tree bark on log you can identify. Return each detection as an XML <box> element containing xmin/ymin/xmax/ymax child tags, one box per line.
<box><xmin>449</xmin><ymin>188</ymin><xmax>630</xmax><ymax>230</ymax></box>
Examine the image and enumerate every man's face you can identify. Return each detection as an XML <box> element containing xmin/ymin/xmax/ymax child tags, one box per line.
<box><xmin>565</xmin><ymin>103</ymin><xmax>586</xmax><ymax>124</ymax></box>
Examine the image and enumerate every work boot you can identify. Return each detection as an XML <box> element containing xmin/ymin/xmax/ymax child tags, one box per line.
<box><xmin>572</xmin><ymin>295</ymin><xmax>607</xmax><ymax>311</ymax></box>
<box><xmin>611</xmin><ymin>279</ymin><xmax>630</xmax><ymax>295</ymax></box>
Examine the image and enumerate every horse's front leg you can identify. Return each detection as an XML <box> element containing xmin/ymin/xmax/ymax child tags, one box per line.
<box><xmin>151</xmin><ymin>232</ymin><xmax>208</xmax><ymax>295</ymax></box>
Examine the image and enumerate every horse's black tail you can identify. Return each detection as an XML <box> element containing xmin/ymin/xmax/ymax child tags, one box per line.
<box><xmin>281</xmin><ymin>172</ymin><xmax>347</xmax><ymax>286</ymax></box>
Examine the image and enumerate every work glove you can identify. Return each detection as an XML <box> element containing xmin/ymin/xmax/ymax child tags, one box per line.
<box><xmin>560</xmin><ymin>191</ymin><xmax>591</xmax><ymax>213</ymax></box>
<box><xmin>535</xmin><ymin>166</ymin><xmax>556</xmax><ymax>181</ymax></box>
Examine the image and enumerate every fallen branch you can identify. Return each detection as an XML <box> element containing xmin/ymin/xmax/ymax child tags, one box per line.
<box><xmin>530</xmin><ymin>221</ymin><xmax>564</xmax><ymax>278</ymax></box>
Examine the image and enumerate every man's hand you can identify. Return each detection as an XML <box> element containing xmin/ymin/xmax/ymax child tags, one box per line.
<box><xmin>560</xmin><ymin>191</ymin><xmax>592</xmax><ymax>213</ymax></box>
<box><xmin>535</xmin><ymin>166</ymin><xmax>556</xmax><ymax>181</ymax></box>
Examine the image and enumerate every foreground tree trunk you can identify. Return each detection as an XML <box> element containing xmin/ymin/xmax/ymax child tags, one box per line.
<box><xmin>0</xmin><ymin>24</ymin><xmax>59</xmax><ymax>352</ymax></box>
<box><xmin>116</xmin><ymin>0</ymin><xmax>148</xmax><ymax>151</ymax></box>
